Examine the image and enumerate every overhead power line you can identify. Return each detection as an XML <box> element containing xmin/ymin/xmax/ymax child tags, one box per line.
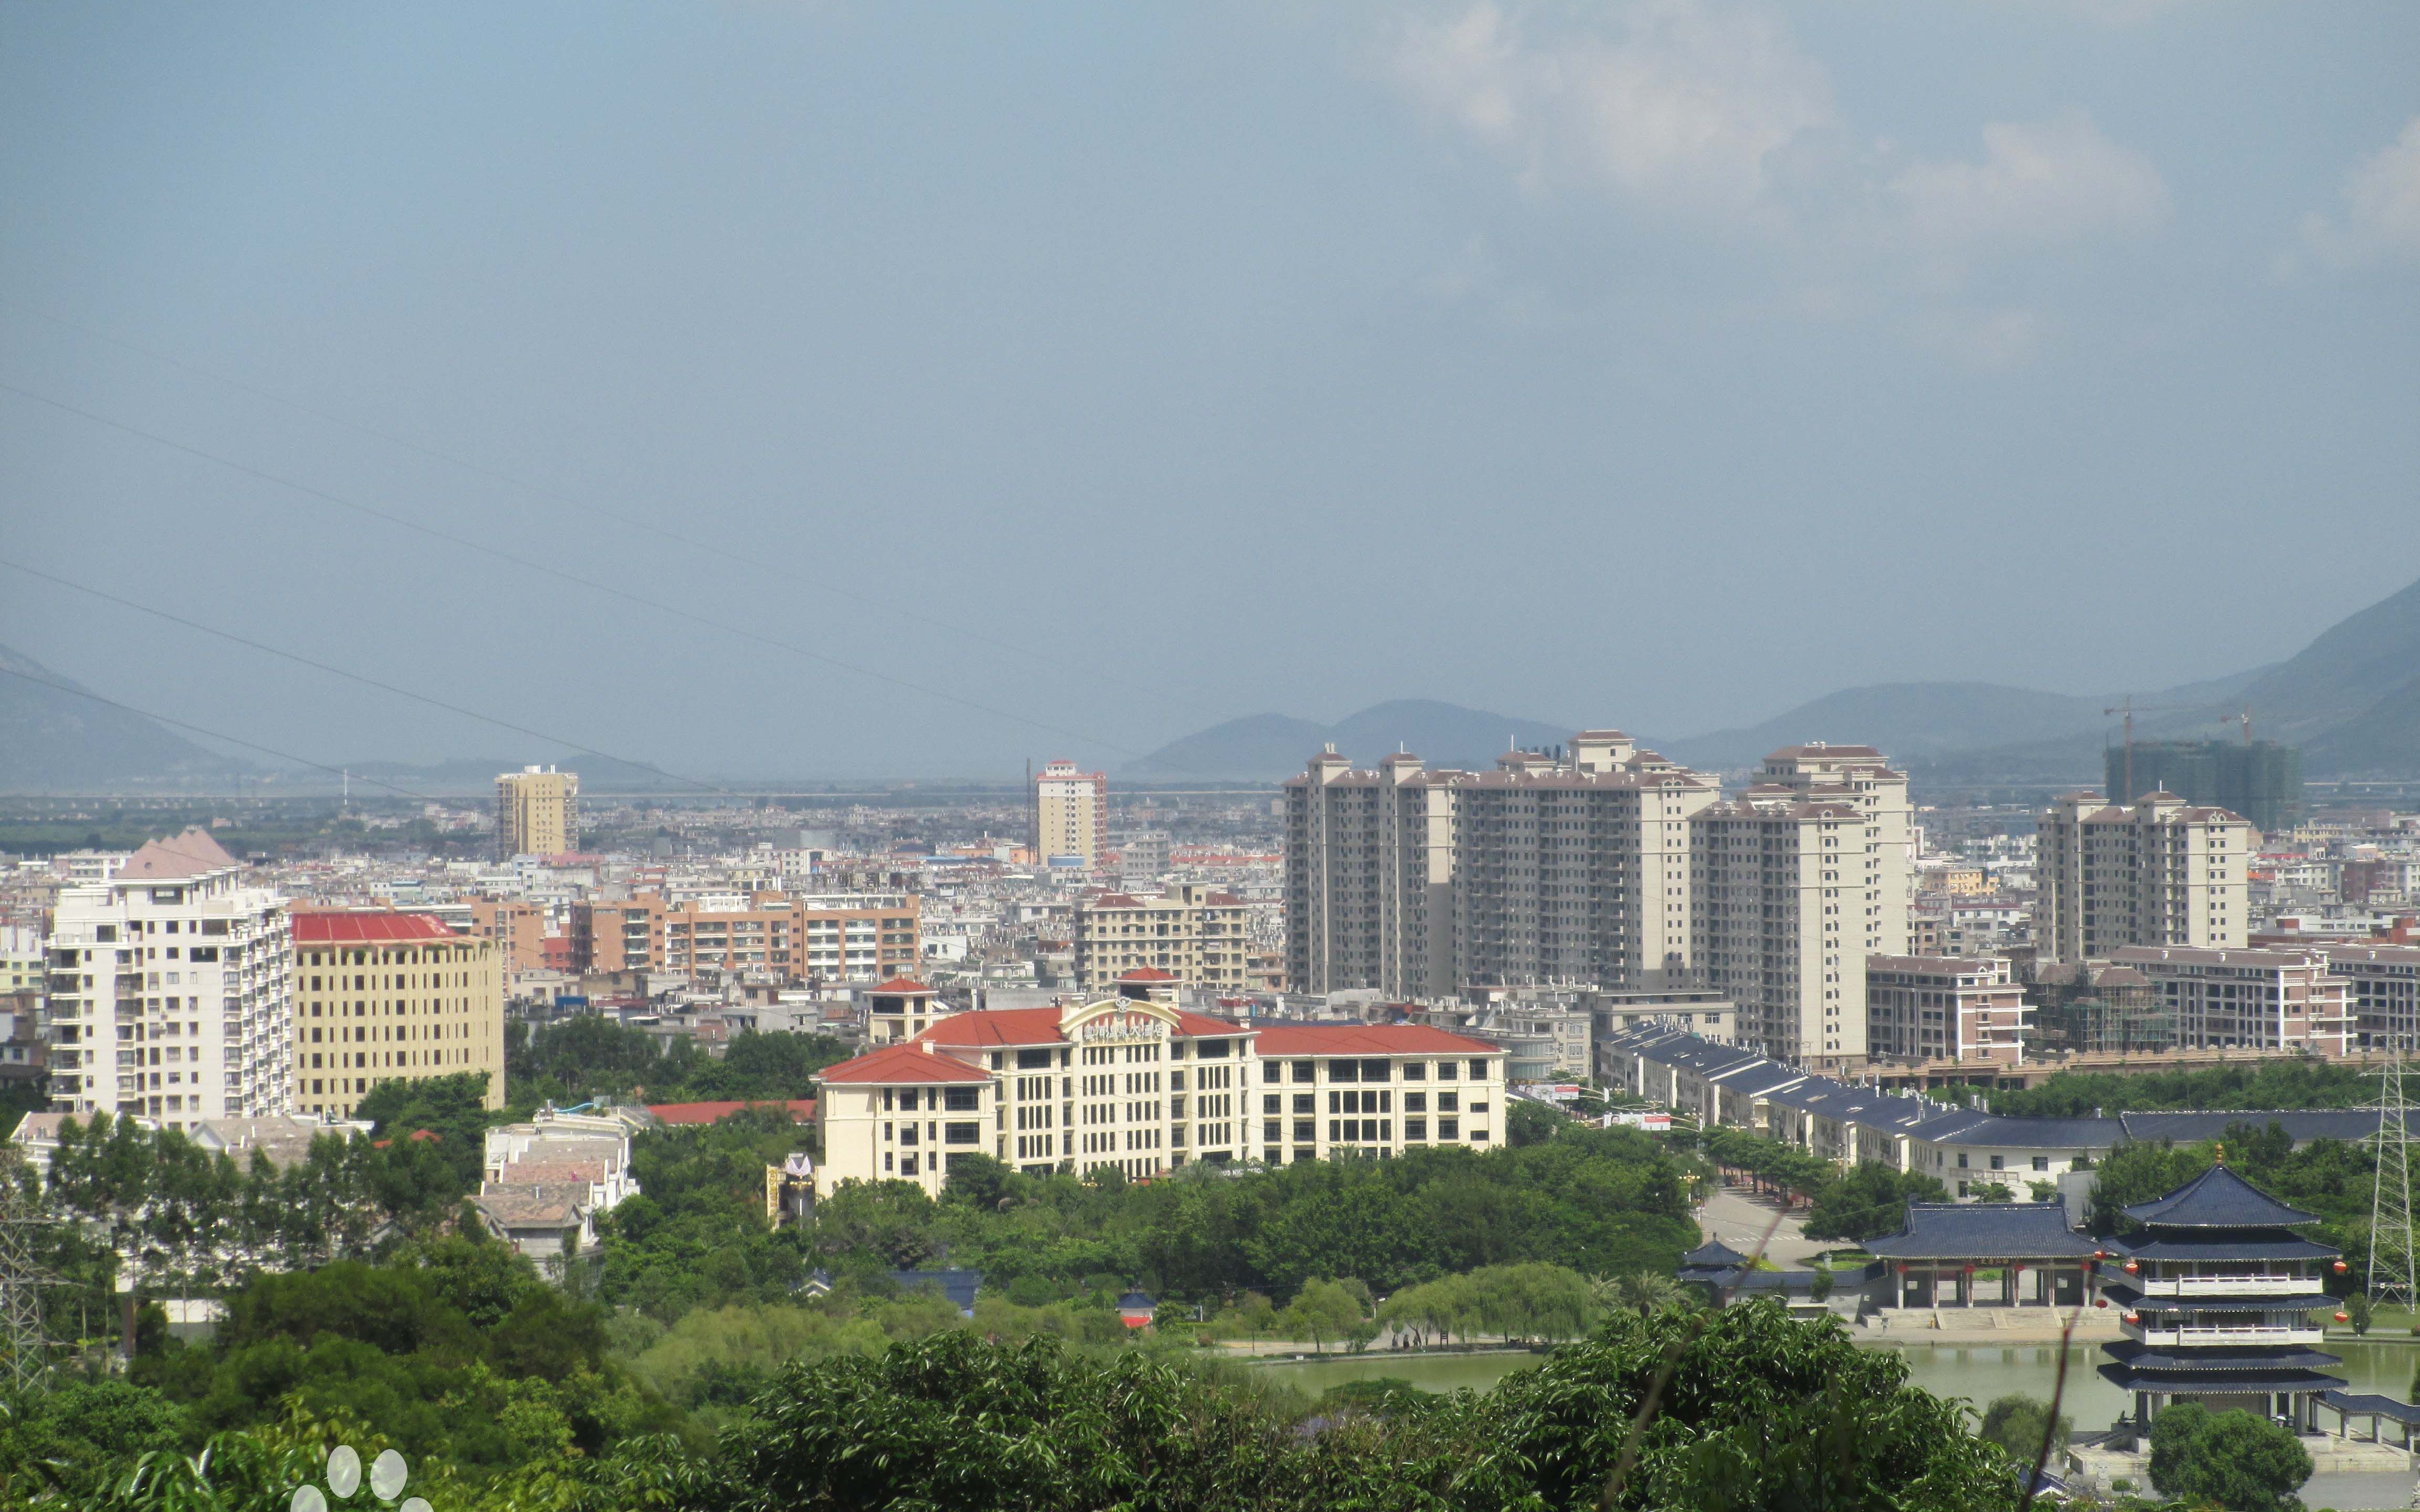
<box><xmin>0</xmin><ymin>295</ymin><xmax>1227</xmax><ymax>722</ymax></box>
<box><xmin>0</xmin><ymin>377</ymin><xmax>1139</xmax><ymax>758</ymax></box>
<box><xmin>0</xmin><ymin>665</ymin><xmax>440</xmax><ymax>803</ymax></box>
<box><xmin>0</xmin><ymin>554</ymin><xmax>726</xmax><ymax>794</ymax></box>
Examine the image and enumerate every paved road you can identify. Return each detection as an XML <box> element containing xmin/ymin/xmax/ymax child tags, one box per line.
<box><xmin>1697</xmin><ymin>1184</ymin><xmax>1833</xmax><ymax>1267</ymax></box>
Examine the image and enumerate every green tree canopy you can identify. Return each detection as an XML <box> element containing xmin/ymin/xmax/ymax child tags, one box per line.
<box><xmin>2148</xmin><ymin>1403</ymin><xmax>2313</xmax><ymax>1512</ymax></box>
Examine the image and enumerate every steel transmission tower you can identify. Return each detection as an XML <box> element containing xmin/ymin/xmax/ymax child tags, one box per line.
<box><xmin>0</xmin><ymin>1171</ymin><xmax>57</xmax><ymax>1392</ymax></box>
<box><xmin>2370</xmin><ymin>1046</ymin><xmax>2419</xmax><ymax>1311</ymax></box>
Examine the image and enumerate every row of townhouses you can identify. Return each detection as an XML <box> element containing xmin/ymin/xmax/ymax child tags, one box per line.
<box><xmin>1601</xmin><ymin>1024</ymin><xmax>2379</xmax><ymax>1199</ymax></box>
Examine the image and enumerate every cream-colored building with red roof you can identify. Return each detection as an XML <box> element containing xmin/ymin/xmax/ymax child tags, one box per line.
<box><xmin>44</xmin><ymin>826</ymin><xmax>293</xmax><ymax>1126</ymax></box>
<box><xmin>812</xmin><ymin>979</ymin><xmax>1504</xmax><ymax>1197</ymax></box>
<box><xmin>290</xmin><ymin>907</ymin><xmax>504</xmax><ymax>1116</ymax></box>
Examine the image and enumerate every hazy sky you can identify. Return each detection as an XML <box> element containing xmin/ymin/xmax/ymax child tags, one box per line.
<box><xmin>4</xmin><ymin>2</ymin><xmax>2417</xmax><ymax>779</ymax></box>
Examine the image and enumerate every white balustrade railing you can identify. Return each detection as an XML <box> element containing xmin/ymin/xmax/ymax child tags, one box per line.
<box><xmin>2133</xmin><ymin>1274</ymin><xmax>2323</xmax><ymax>1296</ymax></box>
<box><xmin>2125</xmin><ymin>1323</ymin><xmax>2325</xmax><ymax>1345</ymax></box>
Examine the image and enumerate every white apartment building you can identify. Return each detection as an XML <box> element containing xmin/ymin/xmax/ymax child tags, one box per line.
<box><xmin>1865</xmin><ymin>954</ymin><xmax>2028</xmax><ymax>1065</ymax></box>
<box><xmin>1749</xmin><ymin>744</ymin><xmax>1914</xmax><ymax>960</ymax></box>
<box><xmin>44</xmin><ymin>828</ymin><xmax>293</xmax><ymax>1126</ymax></box>
<box><xmin>2036</xmin><ymin>792</ymin><xmax>2250</xmax><ymax>963</ymax></box>
<box><xmin>1073</xmin><ymin>883</ymin><xmax>1253</xmax><ymax>990</ymax></box>
<box><xmin>1693</xmin><ymin>797</ymin><xmax>1873</xmax><ymax>1064</ymax></box>
<box><xmin>813</xmin><ymin>986</ymin><xmax>1504</xmax><ymax>1196</ymax></box>
<box><xmin>2111</xmin><ymin>945</ymin><xmax>2353</xmax><ymax>1057</ymax></box>
<box><xmin>1035</xmin><ymin>760</ymin><xmax>1107</xmax><ymax>868</ymax></box>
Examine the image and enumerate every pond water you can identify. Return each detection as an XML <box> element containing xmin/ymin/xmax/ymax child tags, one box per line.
<box><xmin>1246</xmin><ymin>1349</ymin><xmax>1541</xmax><ymax>1395</ymax></box>
<box><xmin>1246</xmin><ymin>1337</ymin><xmax>2420</xmax><ymax>1425</ymax></box>
<box><xmin>1883</xmin><ymin>1338</ymin><xmax>2420</xmax><ymax>1428</ymax></box>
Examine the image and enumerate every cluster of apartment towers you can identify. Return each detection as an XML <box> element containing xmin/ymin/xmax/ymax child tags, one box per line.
<box><xmin>1287</xmin><ymin>729</ymin><xmax>2247</xmax><ymax>1068</ymax></box>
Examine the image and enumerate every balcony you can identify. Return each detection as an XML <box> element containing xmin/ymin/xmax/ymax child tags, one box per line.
<box><xmin>2123</xmin><ymin>1321</ymin><xmax>2327</xmax><ymax>1347</ymax></box>
<box><xmin>2131</xmin><ymin>1274</ymin><xmax>2325</xmax><ymax>1297</ymax></box>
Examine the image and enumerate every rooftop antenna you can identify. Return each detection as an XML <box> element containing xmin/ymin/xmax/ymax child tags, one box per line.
<box><xmin>2240</xmin><ymin>707</ymin><xmax>2254</xmax><ymax>746</ymax></box>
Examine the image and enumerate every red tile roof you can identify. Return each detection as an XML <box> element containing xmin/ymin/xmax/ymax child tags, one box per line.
<box><xmin>648</xmin><ymin>1099</ymin><xmax>818</xmax><ymax>1125</ymax></box>
<box><xmin>869</xmin><ymin>978</ymin><xmax>935</xmax><ymax>995</ymax></box>
<box><xmin>1117</xmin><ymin>967</ymin><xmax>1176</xmax><ymax>982</ymax></box>
<box><xmin>293</xmin><ymin>910</ymin><xmax>457</xmax><ymax>944</ymax></box>
<box><xmin>1254</xmin><ymin>1023</ymin><xmax>1499</xmax><ymax>1057</ymax></box>
<box><xmin>817</xmin><ymin>1043</ymin><xmax>994</xmax><ymax>1084</ymax></box>
<box><xmin>1173</xmin><ymin>1011</ymin><xmax>1250</xmax><ymax>1038</ymax></box>
<box><xmin>916</xmin><ymin>1007</ymin><xmax>1068</xmax><ymax>1047</ymax></box>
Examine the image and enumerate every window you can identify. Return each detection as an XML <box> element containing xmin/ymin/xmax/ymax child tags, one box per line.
<box><xmin>1328</xmin><ymin>1059</ymin><xmax>1359</xmax><ymax>1083</ymax></box>
<box><xmin>944</xmin><ymin>1122</ymin><xmax>979</xmax><ymax>1145</ymax></box>
<box><xmin>1263</xmin><ymin>1094</ymin><xmax>1280</xmax><ymax>1115</ymax></box>
<box><xmin>1294</xmin><ymin>1119</ymin><xmax>1316</xmax><ymax>1142</ymax></box>
<box><xmin>1405</xmin><ymin>1091</ymin><xmax>1427</xmax><ymax>1113</ymax></box>
<box><xmin>2031</xmin><ymin>1156</ymin><xmax>2050</xmax><ymax>1172</ymax></box>
<box><xmin>1359</xmin><ymin>1058</ymin><xmax>1390</xmax><ymax>1082</ymax></box>
<box><xmin>1438</xmin><ymin>1091</ymin><xmax>1459</xmax><ymax>1114</ymax></box>
<box><xmin>1438</xmin><ymin>1118</ymin><xmax>1459</xmax><ymax>1140</ymax></box>
<box><xmin>943</xmin><ymin>1087</ymin><xmax>980</xmax><ymax>1111</ymax></box>
<box><xmin>1405</xmin><ymin>1118</ymin><xmax>1427</xmax><ymax>1140</ymax></box>
<box><xmin>1957</xmin><ymin>1152</ymin><xmax>1969</xmax><ymax>1168</ymax></box>
<box><xmin>1291</xmin><ymin>1060</ymin><xmax>1315</xmax><ymax>1084</ymax></box>
<box><xmin>1989</xmin><ymin>1154</ymin><xmax>2005</xmax><ymax>1171</ymax></box>
<box><xmin>1018</xmin><ymin>1048</ymin><xmax>1053</xmax><ymax>1069</ymax></box>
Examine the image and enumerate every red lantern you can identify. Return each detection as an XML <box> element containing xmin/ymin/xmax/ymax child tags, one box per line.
<box><xmin>2093</xmin><ymin>1250</ymin><xmax>2108</xmax><ymax>1260</ymax></box>
<box><xmin>1895</xmin><ymin>1264</ymin><xmax>1907</xmax><ymax>1274</ymax></box>
<box><xmin>2123</xmin><ymin>1312</ymin><xmax>2141</xmax><ymax>1325</ymax></box>
<box><xmin>2333</xmin><ymin>1260</ymin><xmax>2350</xmax><ymax>1274</ymax></box>
<box><xmin>2335</xmin><ymin>1311</ymin><xmax>2351</xmax><ymax>1324</ymax></box>
<box><xmin>2094</xmin><ymin>1298</ymin><xmax>2109</xmax><ymax>1309</ymax></box>
<box><xmin>2123</xmin><ymin>1259</ymin><xmax>2139</xmax><ymax>1274</ymax></box>
<box><xmin>1964</xmin><ymin>1265</ymin><xmax>1976</xmax><ymax>1274</ymax></box>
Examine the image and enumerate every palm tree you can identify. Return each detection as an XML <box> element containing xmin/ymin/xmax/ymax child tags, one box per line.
<box><xmin>1603</xmin><ymin>1271</ymin><xmax>1687</xmax><ymax>1319</ymax></box>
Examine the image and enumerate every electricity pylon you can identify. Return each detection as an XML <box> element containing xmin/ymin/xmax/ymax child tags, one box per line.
<box><xmin>2369</xmin><ymin>1044</ymin><xmax>2418</xmax><ymax>1310</ymax></box>
<box><xmin>0</xmin><ymin>1169</ymin><xmax>57</xmax><ymax>1392</ymax></box>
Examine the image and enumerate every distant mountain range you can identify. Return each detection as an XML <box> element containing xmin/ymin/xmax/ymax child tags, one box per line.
<box><xmin>0</xmin><ymin>643</ymin><xmax>251</xmax><ymax>790</ymax></box>
<box><xmin>1124</xmin><ymin>700</ymin><xmax>1577</xmax><ymax>781</ymax></box>
<box><xmin>1126</xmin><ymin>573</ymin><xmax>2420</xmax><ymax>784</ymax></box>
<box><xmin>9</xmin><ymin>570</ymin><xmax>2420</xmax><ymax>792</ymax></box>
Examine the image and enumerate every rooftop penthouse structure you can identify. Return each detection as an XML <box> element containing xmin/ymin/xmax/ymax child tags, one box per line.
<box><xmin>2095</xmin><ymin>1164</ymin><xmax>2347</xmax><ymax>1436</ymax></box>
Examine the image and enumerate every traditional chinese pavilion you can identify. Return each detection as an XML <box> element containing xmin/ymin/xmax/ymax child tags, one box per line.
<box><xmin>2096</xmin><ymin>1164</ymin><xmax>2347</xmax><ymax>1433</ymax></box>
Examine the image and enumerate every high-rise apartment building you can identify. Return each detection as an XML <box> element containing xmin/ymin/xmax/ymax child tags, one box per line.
<box><xmin>292</xmin><ymin>910</ymin><xmax>505</xmax><ymax>1116</ymax></box>
<box><xmin>1034</xmin><ymin>760</ymin><xmax>1107</xmax><ymax>868</ymax></box>
<box><xmin>1692</xmin><ymin>796</ymin><xmax>1873</xmax><ymax>1063</ymax></box>
<box><xmin>496</xmin><ymin>765</ymin><xmax>579</xmax><ymax>858</ymax></box>
<box><xmin>44</xmin><ymin>828</ymin><xmax>292</xmax><ymax>1126</ymax></box>
<box><xmin>1748</xmin><ymin>744</ymin><xmax>1913</xmax><ymax>960</ymax></box>
<box><xmin>1448</xmin><ymin>738</ymin><xmax>1717</xmax><ymax>991</ymax></box>
<box><xmin>2108</xmin><ymin>739</ymin><xmax>2305</xmax><ymax>836</ymax></box>
<box><xmin>2035</xmin><ymin>792</ymin><xmax>2250</xmax><ymax>963</ymax></box>
<box><xmin>1074</xmin><ymin>884</ymin><xmax>1253</xmax><ymax>990</ymax></box>
<box><xmin>1285</xmin><ymin>750</ymin><xmax>1454</xmax><ymax>996</ymax></box>
<box><xmin>1284</xmin><ymin>732</ymin><xmax>1911</xmax><ymax>1068</ymax></box>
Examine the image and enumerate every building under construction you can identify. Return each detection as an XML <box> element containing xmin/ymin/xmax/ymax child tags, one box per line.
<box><xmin>2106</xmin><ymin>739</ymin><xmax>2305</xmax><ymax>835</ymax></box>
